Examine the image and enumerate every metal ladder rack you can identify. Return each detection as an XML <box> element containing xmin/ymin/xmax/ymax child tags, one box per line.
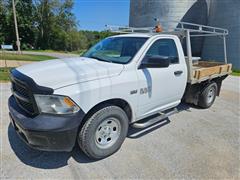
<box><xmin>106</xmin><ymin>21</ymin><xmax>229</xmax><ymax>81</ymax></box>
<box><xmin>106</xmin><ymin>21</ymin><xmax>228</xmax><ymax>37</ymax></box>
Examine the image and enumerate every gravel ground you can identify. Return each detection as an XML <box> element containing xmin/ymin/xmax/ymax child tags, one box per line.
<box><xmin>0</xmin><ymin>76</ymin><xmax>239</xmax><ymax>179</ymax></box>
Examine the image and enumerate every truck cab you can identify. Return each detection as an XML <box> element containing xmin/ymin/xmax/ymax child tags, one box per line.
<box><xmin>8</xmin><ymin>23</ymin><xmax>231</xmax><ymax>159</ymax></box>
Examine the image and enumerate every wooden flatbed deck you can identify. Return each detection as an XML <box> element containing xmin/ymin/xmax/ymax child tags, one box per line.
<box><xmin>189</xmin><ymin>61</ymin><xmax>232</xmax><ymax>84</ymax></box>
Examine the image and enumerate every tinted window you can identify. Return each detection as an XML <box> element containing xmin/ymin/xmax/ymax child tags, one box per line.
<box><xmin>145</xmin><ymin>39</ymin><xmax>179</xmax><ymax>64</ymax></box>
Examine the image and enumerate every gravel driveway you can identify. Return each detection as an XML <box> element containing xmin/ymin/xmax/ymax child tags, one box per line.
<box><xmin>0</xmin><ymin>76</ymin><xmax>239</xmax><ymax>179</ymax></box>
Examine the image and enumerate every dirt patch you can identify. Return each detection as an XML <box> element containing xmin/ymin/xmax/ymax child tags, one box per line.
<box><xmin>0</xmin><ymin>60</ymin><xmax>33</xmax><ymax>68</ymax></box>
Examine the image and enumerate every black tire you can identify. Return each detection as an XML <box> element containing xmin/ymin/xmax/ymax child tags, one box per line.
<box><xmin>78</xmin><ymin>105</ymin><xmax>129</xmax><ymax>159</ymax></box>
<box><xmin>198</xmin><ymin>82</ymin><xmax>218</xmax><ymax>108</ymax></box>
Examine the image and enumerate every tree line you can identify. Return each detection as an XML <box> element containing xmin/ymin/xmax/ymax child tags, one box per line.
<box><xmin>0</xmin><ymin>0</ymin><xmax>114</xmax><ymax>51</ymax></box>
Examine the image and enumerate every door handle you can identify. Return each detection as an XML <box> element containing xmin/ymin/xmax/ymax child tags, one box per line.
<box><xmin>174</xmin><ymin>70</ymin><xmax>183</xmax><ymax>76</ymax></box>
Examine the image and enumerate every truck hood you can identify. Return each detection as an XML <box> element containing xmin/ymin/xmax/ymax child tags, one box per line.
<box><xmin>16</xmin><ymin>57</ymin><xmax>124</xmax><ymax>89</ymax></box>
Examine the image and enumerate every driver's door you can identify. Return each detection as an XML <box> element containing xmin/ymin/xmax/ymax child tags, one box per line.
<box><xmin>136</xmin><ymin>37</ymin><xmax>187</xmax><ymax>120</ymax></box>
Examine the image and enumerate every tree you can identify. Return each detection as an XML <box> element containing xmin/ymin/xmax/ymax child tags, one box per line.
<box><xmin>34</xmin><ymin>0</ymin><xmax>56</xmax><ymax>49</ymax></box>
<box><xmin>0</xmin><ymin>0</ymin><xmax>8</xmax><ymax>44</ymax></box>
<box><xmin>34</xmin><ymin>0</ymin><xmax>77</xmax><ymax>50</ymax></box>
<box><xmin>2</xmin><ymin>0</ymin><xmax>35</xmax><ymax>49</ymax></box>
<box><xmin>0</xmin><ymin>0</ymin><xmax>114</xmax><ymax>51</ymax></box>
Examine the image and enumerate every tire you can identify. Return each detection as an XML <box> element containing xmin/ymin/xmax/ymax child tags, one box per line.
<box><xmin>198</xmin><ymin>82</ymin><xmax>218</xmax><ymax>108</ymax></box>
<box><xmin>78</xmin><ymin>105</ymin><xmax>129</xmax><ymax>159</ymax></box>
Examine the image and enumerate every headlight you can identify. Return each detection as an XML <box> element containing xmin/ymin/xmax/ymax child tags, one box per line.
<box><xmin>34</xmin><ymin>94</ymin><xmax>80</xmax><ymax>114</ymax></box>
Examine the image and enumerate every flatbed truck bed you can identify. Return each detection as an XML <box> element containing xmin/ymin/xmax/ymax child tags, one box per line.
<box><xmin>189</xmin><ymin>61</ymin><xmax>232</xmax><ymax>84</ymax></box>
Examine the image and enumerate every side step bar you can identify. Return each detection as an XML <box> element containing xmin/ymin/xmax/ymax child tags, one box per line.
<box><xmin>132</xmin><ymin>108</ymin><xmax>178</xmax><ymax>128</ymax></box>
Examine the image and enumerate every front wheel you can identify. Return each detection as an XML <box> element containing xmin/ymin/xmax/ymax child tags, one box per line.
<box><xmin>78</xmin><ymin>105</ymin><xmax>129</xmax><ymax>159</ymax></box>
<box><xmin>198</xmin><ymin>82</ymin><xmax>218</xmax><ymax>108</ymax></box>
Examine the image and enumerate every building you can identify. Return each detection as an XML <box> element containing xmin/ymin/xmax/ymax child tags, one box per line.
<box><xmin>201</xmin><ymin>0</ymin><xmax>240</xmax><ymax>69</ymax></box>
<box><xmin>129</xmin><ymin>0</ymin><xmax>240</xmax><ymax>69</ymax></box>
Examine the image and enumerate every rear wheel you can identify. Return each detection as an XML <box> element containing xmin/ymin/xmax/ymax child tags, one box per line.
<box><xmin>78</xmin><ymin>105</ymin><xmax>129</xmax><ymax>159</ymax></box>
<box><xmin>198</xmin><ymin>82</ymin><xmax>218</xmax><ymax>108</ymax></box>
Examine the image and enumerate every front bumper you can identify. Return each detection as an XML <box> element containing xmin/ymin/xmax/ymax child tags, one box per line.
<box><xmin>8</xmin><ymin>95</ymin><xmax>85</xmax><ymax>152</ymax></box>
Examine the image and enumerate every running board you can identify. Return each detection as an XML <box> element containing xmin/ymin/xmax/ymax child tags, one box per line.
<box><xmin>132</xmin><ymin>108</ymin><xmax>178</xmax><ymax>129</ymax></box>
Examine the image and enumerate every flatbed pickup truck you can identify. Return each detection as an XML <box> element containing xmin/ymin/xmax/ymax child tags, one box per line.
<box><xmin>8</xmin><ymin>22</ymin><xmax>232</xmax><ymax>159</ymax></box>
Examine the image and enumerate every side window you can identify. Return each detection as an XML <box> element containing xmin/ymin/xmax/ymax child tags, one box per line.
<box><xmin>145</xmin><ymin>39</ymin><xmax>179</xmax><ymax>64</ymax></box>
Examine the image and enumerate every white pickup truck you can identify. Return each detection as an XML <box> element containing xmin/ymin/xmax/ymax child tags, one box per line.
<box><xmin>8</xmin><ymin>22</ymin><xmax>232</xmax><ymax>159</ymax></box>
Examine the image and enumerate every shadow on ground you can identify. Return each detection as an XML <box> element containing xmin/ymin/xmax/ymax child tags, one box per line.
<box><xmin>8</xmin><ymin>124</ymin><xmax>97</xmax><ymax>169</ymax></box>
<box><xmin>8</xmin><ymin>103</ymin><xmax>193</xmax><ymax>169</ymax></box>
<box><xmin>127</xmin><ymin>102</ymin><xmax>195</xmax><ymax>138</ymax></box>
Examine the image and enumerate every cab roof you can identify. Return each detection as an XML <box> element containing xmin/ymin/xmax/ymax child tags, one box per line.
<box><xmin>111</xmin><ymin>33</ymin><xmax>152</xmax><ymax>38</ymax></box>
<box><xmin>111</xmin><ymin>33</ymin><xmax>178</xmax><ymax>39</ymax></box>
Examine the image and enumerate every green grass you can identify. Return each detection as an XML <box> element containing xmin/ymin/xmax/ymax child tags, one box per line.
<box><xmin>0</xmin><ymin>67</ymin><xmax>12</xmax><ymax>81</ymax></box>
<box><xmin>26</xmin><ymin>49</ymin><xmax>67</xmax><ymax>53</ymax></box>
<box><xmin>231</xmin><ymin>69</ymin><xmax>240</xmax><ymax>76</ymax></box>
<box><xmin>0</xmin><ymin>53</ymin><xmax>56</xmax><ymax>61</ymax></box>
<box><xmin>70</xmin><ymin>49</ymin><xmax>87</xmax><ymax>55</ymax></box>
<box><xmin>26</xmin><ymin>49</ymin><xmax>87</xmax><ymax>55</ymax></box>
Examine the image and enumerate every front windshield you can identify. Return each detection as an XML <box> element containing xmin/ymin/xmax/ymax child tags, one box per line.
<box><xmin>83</xmin><ymin>37</ymin><xmax>148</xmax><ymax>64</ymax></box>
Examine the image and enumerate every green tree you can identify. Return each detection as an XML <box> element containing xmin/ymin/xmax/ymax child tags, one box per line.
<box><xmin>2</xmin><ymin>0</ymin><xmax>35</xmax><ymax>49</ymax></box>
<box><xmin>0</xmin><ymin>1</ymin><xmax>8</xmax><ymax>44</ymax></box>
<box><xmin>34</xmin><ymin>0</ymin><xmax>77</xmax><ymax>50</ymax></box>
<box><xmin>34</xmin><ymin>0</ymin><xmax>56</xmax><ymax>49</ymax></box>
<box><xmin>1</xmin><ymin>0</ymin><xmax>115</xmax><ymax>52</ymax></box>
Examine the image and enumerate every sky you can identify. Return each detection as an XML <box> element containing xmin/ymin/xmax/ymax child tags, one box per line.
<box><xmin>73</xmin><ymin>0</ymin><xmax>130</xmax><ymax>31</ymax></box>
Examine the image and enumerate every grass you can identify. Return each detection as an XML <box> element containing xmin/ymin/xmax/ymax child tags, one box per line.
<box><xmin>231</xmin><ymin>69</ymin><xmax>240</xmax><ymax>76</ymax></box>
<box><xmin>0</xmin><ymin>52</ymin><xmax>56</xmax><ymax>61</ymax></box>
<box><xmin>0</xmin><ymin>67</ymin><xmax>12</xmax><ymax>81</ymax></box>
<box><xmin>26</xmin><ymin>49</ymin><xmax>67</xmax><ymax>53</ymax></box>
<box><xmin>0</xmin><ymin>53</ymin><xmax>56</xmax><ymax>81</ymax></box>
<box><xmin>26</xmin><ymin>49</ymin><xmax>87</xmax><ymax>55</ymax></box>
<box><xmin>70</xmin><ymin>49</ymin><xmax>87</xmax><ymax>55</ymax></box>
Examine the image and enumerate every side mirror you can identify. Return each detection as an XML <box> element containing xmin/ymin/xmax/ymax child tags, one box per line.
<box><xmin>139</xmin><ymin>55</ymin><xmax>171</xmax><ymax>69</ymax></box>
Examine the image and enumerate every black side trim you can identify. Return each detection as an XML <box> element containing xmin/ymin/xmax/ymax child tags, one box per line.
<box><xmin>10</xmin><ymin>68</ymin><xmax>54</xmax><ymax>95</ymax></box>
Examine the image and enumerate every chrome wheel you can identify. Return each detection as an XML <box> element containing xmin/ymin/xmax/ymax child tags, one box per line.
<box><xmin>95</xmin><ymin>117</ymin><xmax>121</xmax><ymax>149</ymax></box>
<box><xmin>207</xmin><ymin>87</ymin><xmax>215</xmax><ymax>104</ymax></box>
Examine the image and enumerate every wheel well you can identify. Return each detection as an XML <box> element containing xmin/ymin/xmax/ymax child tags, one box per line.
<box><xmin>80</xmin><ymin>99</ymin><xmax>133</xmax><ymax>128</ymax></box>
<box><xmin>183</xmin><ymin>75</ymin><xmax>227</xmax><ymax>105</ymax></box>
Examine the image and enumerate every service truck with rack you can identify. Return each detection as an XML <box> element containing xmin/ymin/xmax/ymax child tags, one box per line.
<box><xmin>8</xmin><ymin>22</ymin><xmax>232</xmax><ymax>159</ymax></box>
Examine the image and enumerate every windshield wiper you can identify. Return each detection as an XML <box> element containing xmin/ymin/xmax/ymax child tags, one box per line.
<box><xmin>89</xmin><ymin>55</ymin><xmax>112</xmax><ymax>63</ymax></box>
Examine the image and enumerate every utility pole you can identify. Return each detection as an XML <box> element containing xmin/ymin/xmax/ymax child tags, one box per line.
<box><xmin>12</xmin><ymin>0</ymin><xmax>21</xmax><ymax>53</ymax></box>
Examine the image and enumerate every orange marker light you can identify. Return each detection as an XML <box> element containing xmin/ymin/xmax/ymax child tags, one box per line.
<box><xmin>63</xmin><ymin>97</ymin><xmax>75</xmax><ymax>107</ymax></box>
<box><xmin>155</xmin><ymin>25</ymin><xmax>163</xmax><ymax>33</ymax></box>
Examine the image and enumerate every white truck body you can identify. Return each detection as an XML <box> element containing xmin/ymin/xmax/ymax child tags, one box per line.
<box><xmin>17</xmin><ymin>34</ymin><xmax>187</xmax><ymax>122</ymax></box>
<box><xmin>9</xmin><ymin>22</ymin><xmax>231</xmax><ymax>159</ymax></box>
